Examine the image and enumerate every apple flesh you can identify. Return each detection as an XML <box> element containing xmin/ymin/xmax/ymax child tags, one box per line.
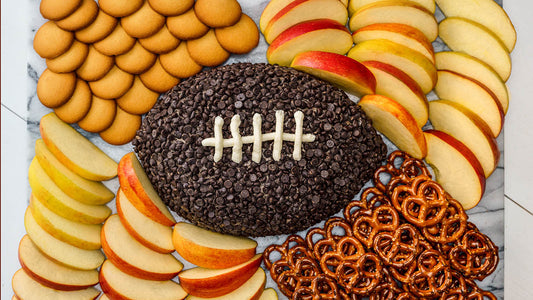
<box><xmin>290</xmin><ymin>51</ymin><xmax>376</xmax><ymax>97</ymax></box>
<box><xmin>259</xmin><ymin>288</ymin><xmax>279</xmax><ymax>300</ymax></box>
<box><xmin>424</xmin><ymin>130</ymin><xmax>486</xmax><ymax>210</ymax></box>
<box><xmin>348</xmin><ymin>0</ymin><xmax>435</xmax><ymax>15</ymax></box>
<box><xmin>266</xmin><ymin>19</ymin><xmax>353</xmax><ymax>67</ymax></box>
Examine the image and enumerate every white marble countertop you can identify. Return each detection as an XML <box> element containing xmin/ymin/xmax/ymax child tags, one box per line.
<box><xmin>2</xmin><ymin>0</ymin><xmax>532</xmax><ymax>299</ymax></box>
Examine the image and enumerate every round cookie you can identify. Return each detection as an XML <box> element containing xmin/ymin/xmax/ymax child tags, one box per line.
<box><xmin>76</xmin><ymin>45</ymin><xmax>114</xmax><ymax>81</ymax></box>
<box><xmin>55</xmin><ymin>0</ymin><xmax>98</xmax><ymax>31</ymax></box>
<box><xmin>40</xmin><ymin>0</ymin><xmax>82</xmax><ymax>20</ymax></box>
<box><xmin>75</xmin><ymin>9</ymin><xmax>118</xmax><ymax>44</ymax></box>
<box><xmin>117</xmin><ymin>76</ymin><xmax>160</xmax><ymax>115</ymax></box>
<box><xmin>215</xmin><ymin>14</ymin><xmax>259</xmax><ymax>54</ymax></box>
<box><xmin>121</xmin><ymin>0</ymin><xmax>165</xmax><ymax>38</ymax></box>
<box><xmin>37</xmin><ymin>69</ymin><xmax>77</xmax><ymax>108</ymax></box>
<box><xmin>98</xmin><ymin>0</ymin><xmax>143</xmax><ymax>18</ymax></box>
<box><xmin>147</xmin><ymin>0</ymin><xmax>194</xmax><ymax>16</ymax></box>
<box><xmin>194</xmin><ymin>0</ymin><xmax>241</xmax><ymax>28</ymax></box>
<box><xmin>116</xmin><ymin>42</ymin><xmax>157</xmax><ymax>75</ymax></box>
<box><xmin>99</xmin><ymin>107</ymin><xmax>142</xmax><ymax>145</ymax></box>
<box><xmin>88</xmin><ymin>65</ymin><xmax>134</xmax><ymax>99</ymax></box>
<box><xmin>139</xmin><ymin>58</ymin><xmax>180</xmax><ymax>93</ymax></box>
<box><xmin>77</xmin><ymin>96</ymin><xmax>116</xmax><ymax>133</ymax></box>
<box><xmin>139</xmin><ymin>25</ymin><xmax>180</xmax><ymax>54</ymax></box>
<box><xmin>33</xmin><ymin>21</ymin><xmax>74</xmax><ymax>59</ymax></box>
<box><xmin>54</xmin><ymin>79</ymin><xmax>92</xmax><ymax>123</ymax></box>
<box><xmin>166</xmin><ymin>8</ymin><xmax>209</xmax><ymax>40</ymax></box>
<box><xmin>160</xmin><ymin>41</ymin><xmax>203</xmax><ymax>78</ymax></box>
<box><xmin>93</xmin><ymin>23</ymin><xmax>136</xmax><ymax>56</ymax></box>
<box><xmin>46</xmin><ymin>40</ymin><xmax>89</xmax><ymax>73</ymax></box>
<box><xmin>186</xmin><ymin>29</ymin><xmax>230</xmax><ymax>67</ymax></box>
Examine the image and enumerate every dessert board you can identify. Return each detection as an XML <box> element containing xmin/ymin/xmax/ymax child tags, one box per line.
<box><xmin>22</xmin><ymin>0</ymin><xmax>505</xmax><ymax>298</ymax></box>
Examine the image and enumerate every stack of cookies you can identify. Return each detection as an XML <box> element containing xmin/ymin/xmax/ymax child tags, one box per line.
<box><xmin>34</xmin><ymin>0</ymin><xmax>259</xmax><ymax>145</ymax></box>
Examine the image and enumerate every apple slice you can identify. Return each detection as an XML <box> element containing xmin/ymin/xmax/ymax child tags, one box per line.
<box><xmin>349</xmin><ymin>1</ymin><xmax>438</xmax><ymax>42</ymax></box>
<box><xmin>263</xmin><ymin>0</ymin><xmax>348</xmax><ymax>44</ymax></box>
<box><xmin>424</xmin><ymin>130</ymin><xmax>486</xmax><ymax>210</ymax></box>
<box><xmin>18</xmin><ymin>235</ymin><xmax>99</xmax><ymax>291</ymax></box>
<box><xmin>429</xmin><ymin>100</ymin><xmax>500</xmax><ymax>178</ymax></box>
<box><xmin>118</xmin><ymin>152</ymin><xmax>176</xmax><ymax>226</ymax></box>
<box><xmin>290</xmin><ymin>51</ymin><xmax>376</xmax><ymax>97</ymax></box>
<box><xmin>34</xmin><ymin>139</ymin><xmax>114</xmax><ymax>206</ymax></box>
<box><xmin>101</xmin><ymin>215</ymin><xmax>183</xmax><ymax>280</ymax></box>
<box><xmin>348</xmin><ymin>0</ymin><xmax>435</xmax><ymax>15</ymax></box>
<box><xmin>438</xmin><ymin>17</ymin><xmax>512</xmax><ymax>82</ymax></box>
<box><xmin>435</xmin><ymin>0</ymin><xmax>516</xmax><ymax>52</ymax></box>
<box><xmin>39</xmin><ymin>112</ymin><xmax>118</xmax><ymax>181</ymax></box>
<box><xmin>260</xmin><ymin>0</ymin><xmax>297</xmax><ymax>33</ymax></box>
<box><xmin>173</xmin><ymin>222</ymin><xmax>257</xmax><ymax>269</ymax></box>
<box><xmin>12</xmin><ymin>269</ymin><xmax>100</xmax><ymax>300</ymax></box>
<box><xmin>178</xmin><ymin>254</ymin><xmax>262</xmax><ymax>298</ymax></box>
<box><xmin>266</xmin><ymin>19</ymin><xmax>353</xmax><ymax>67</ymax></box>
<box><xmin>362</xmin><ymin>60</ymin><xmax>428</xmax><ymax>127</ymax></box>
<box><xmin>434</xmin><ymin>70</ymin><xmax>504</xmax><ymax>138</ymax></box>
<box><xmin>259</xmin><ymin>288</ymin><xmax>278</xmax><ymax>300</ymax></box>
<box><xmin>352</xmin><ymin>23</ymin><xmax>434</xmax><ymax>63</ymax></box>
<box><xmin>435</xmin><ymin>51</ymin><xmax>509</xmax><ymax>115</ymax></box>
<box><xmin>24</xmin><ymin>208</ymin><xmax>105</xmax><ymax>270</ymax></box>
<box><xmin>117</xmin><ymin>189</ymin><xmax>174</xmax><ymax>254</ymax></box>
<box><xmin>28</xmin><ymin>158</ymin><xmax>111</xmax><ymax>224</ymax></box>
<box><xmin>29</xmin><ymin>194</ymin><xmax>102</xmax><ymax>250</ymax></box>
<box><xmin>99</xmin><ymin>260</ymin><xmax>188</xmax><ymax>300</ymax></box>
<box><xmin>347</xmin><ymin>39</ymin><xmax>437</xmax><ymax>94</ymax></box>
<box><xmin>358</xmin><ymin>94</ymin><xmax>427</xmax><ymax>159</ymax></box>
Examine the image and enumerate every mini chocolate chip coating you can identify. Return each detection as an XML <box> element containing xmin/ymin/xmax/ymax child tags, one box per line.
<box><xmin>133</xmin><ymin>63</ymin><xmax>386</xmax><ymax>236</ymax></box>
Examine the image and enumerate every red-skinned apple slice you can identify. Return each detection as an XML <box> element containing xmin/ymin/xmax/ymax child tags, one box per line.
<box><xmin>258</xmin><ymin>288</ymin><xmax>279</xmax><ymax>300</ymax></box>
<box><xmin>348</xmin><ymin>0</ymin><xmax>435</xmax><ymax>15</ymax></box>
<box><xmin>424</xmin><ymin>130</ymin><xmax>486</xmax><ymax>210</ymax></box>
<box><xmin>429</xmin><ymin>100</ymin><xmax>500</xmax><ymax>178</ymax></box>
<box><xmin>99</xmin><ymin>260</ymin><xmax>188</xmax><ymax>300</ymax></box>
<box><xmin>178</xmin><ymin>254</ymin><xmax>262</xmax><ymax>298</ymax></box>
<box><xmin>101</xmin><ymin>215</ymin><xmax>183</xmax><ymax>281</ymax></box>
<box><xmin>263</xmin><ymin>0</ymin><xmax>348</xmax><ymax>44</ymax></box>
<box><xmin>290</xmin><ymin>51</ymin><xmax>376</xmax><ymax>97</ymax></box>
<box><xmin>266</xmin><ymin>19</ymin><xmax>353</xmax><ymax>67</ymax></box>
<box><xmin>434</xmin><ymin>70</ymin><xmax>504</xmax><ymax>138</ymax></box>
<box><xmin>349</xmin><ymin>1</ymin><xmax>438</xmax><ymax>41</ymax></box>
<box><xmin>118</xmin><ymin>152</ymin><xmax>176</xmax><ymax>226</ymax></box>
<box><xmin>358</xmin><ymin>94</ymin><xmax>427</xmax><ymax>159</ymax></box>
<box><xmin>362</xmin><ymin>60</ymin><xmax>428</xmax><ymax>127</ymax></box>
<box><xmin>173</xmin><ymin>222</ymin><xmax>257</xmax><ymax>269</ymax></box>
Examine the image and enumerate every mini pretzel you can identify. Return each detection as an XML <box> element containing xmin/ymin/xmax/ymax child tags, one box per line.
<box><xmin>408</xmin><ymin>249</ymin><xmax>452</xmax><ymax>298</ymax></box>
<box><xmin>448</xmin><ymin>229</ymin><xmax>499</xmax><ymax>280</ymax></box>
<box><xmin>352</xmin><ymin>204</ymin><xmax>400</xmax><ymax>248</ymax></box>
<box><xmin>292</xmin><ymin>275</ymin><xmax>341</xmax><ymax>300</ymax></box>
<box><xmin>422</xmin><ymin>198</ymin><xmax>468</xmax><ymax>244</ymax></box>
<box><xmin>373</xmin><ymin>223</ymin><xmax>420</xmax><ymax>268</ymax></box>
<box><xmin>336</xmin><ymin>253</ymin><xmax>382</xmax><ymax>295</ymax></box>
<box><xmin>263</xmin><ymin>234</ymin><xmax>307</xmax><ymax>269</ymax></box>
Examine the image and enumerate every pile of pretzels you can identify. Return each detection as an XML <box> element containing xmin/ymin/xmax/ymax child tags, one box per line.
<box><xmin>264</xmin><ymin>151</ymin><xmax>498</xmax><ymax>299</ymax></box>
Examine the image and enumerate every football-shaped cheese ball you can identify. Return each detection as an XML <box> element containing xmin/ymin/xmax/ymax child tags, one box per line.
<box><xmin>133</xmin><ymin>63</ymin><xmax>386</xmax><ymax>236</ymax></box>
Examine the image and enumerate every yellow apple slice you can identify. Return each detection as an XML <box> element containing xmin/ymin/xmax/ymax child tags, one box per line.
<box><xmin>178</xmin><ymin>254</ymin><xmax>266</xmax><ymax>299</ymax></box>
<box><xmin>18</xmin><ymin>235</ymin><xmax>99</xmax><ymax>291</ymax></box>
<box><xmin>259</xmin><ymin>288</ymin><xmax>279</xmax><ymax>300</ymax></box>
<box><xmin>28</xmin><ymin>158</ymin><xmax>111</xmax><ymax>224</ymax></box>
<box><xmin>435</xmin><ymin>0</ymin><xmax>516</xmax><ymax>52</ymax></box>
<box><xmin>263</xmin><ymin>0</ymin><xmax>348</xmax><ymax>44</ymax></box>
<box><xmin>39</xmin><ymin>112</ymin><xmax>118</xmax><ymax>181</ymax></box>
<box><xmin>290</xmin><ymin>51</ymin><xmax>376</xmax><ymax>97</ymax></box>
<box><xmin>438</xmin><ymin>17</ymin><xmax>512</xmax><ymax>82</ymax></box>
<box><xmin>434</xmin><ymin>70</ymin><xmax>504</xmax><ymax>138</ymax></box>
<box><xmin>99</xmin><ymin>260</ymin><xmax>188</xmax><ymax>300</ymax></box>
<box><xmin>429</xmin><ymin>100</ymin><xmax>500</xmax><ymax>178</ymax></box>
<box><xmin>173</xmin><ymin>222</ymin><xmax>257</xmax><ymax>269</ymax></box>
<box><xmin>101</xmin><ymin>215</ymin><xmax>183</xmax><ymax>280</ymax></box>
<box><xmin>29</xmin><ymin>194</ymin><xmax>102</xmax><ymax>250</ymax></box>
<box><xmin>362</xmin><ymin>60</ymin><xmax>428</xmax><ymax>127</ymax></box>
<box><xmin>24</xmin><ymin>208</ymin><xmax>105</xmax><ymax>270</ymax></box>
<box><xmin>12</xmin><ymin>269</ymin><xmax>100</xmax><ymax>300</ymax></box>
<box><xmin>34</xmin><ymin>139</ymin><xmax>114</xmax><ymax>205</ymax></box>
<box><xmin>348</xmin><ymin>0</ymin><xmax>435</xmax><ymax>15</ymax></box>
<box><xmin>359</xmin><ymin>94</ymin><xmax>427</xmax><ymax>159</ymax></box>
<box><xmin>424</xmin><ymin>130</ymin><xmax>486</xmax><ymax>210</ymax></box>
<box><xmin>260</xmin><ymin>0</ymin><xmax>297</xmax><ymax>33</ymax></box>
<box><xmin>347</xmin><ymin>39</ymin><xmax>437</xmax><ymax>94</ymax></box>
<box><xmin>118</xmin><ymin>152</ymin><xmax>176</xmax><ymax>226</ymax></box>
<box><xmin>435</xmin><ymin>51</ymin><xmax>509</xmax><ymax>115</ymax></box>
<box><xmin>266</xmin><ymin>19</ymin><xmax>353</xmax><ymax>67</ymax></box>
<box><xmin>116</xmin><ymin>189</ymin><xmax>174</xmax><ymax>254</ymax></box>
<box><xmin>349</xmin><ymin>0</ymin><xmax>438</xmax><ymax>42</ymax></box>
